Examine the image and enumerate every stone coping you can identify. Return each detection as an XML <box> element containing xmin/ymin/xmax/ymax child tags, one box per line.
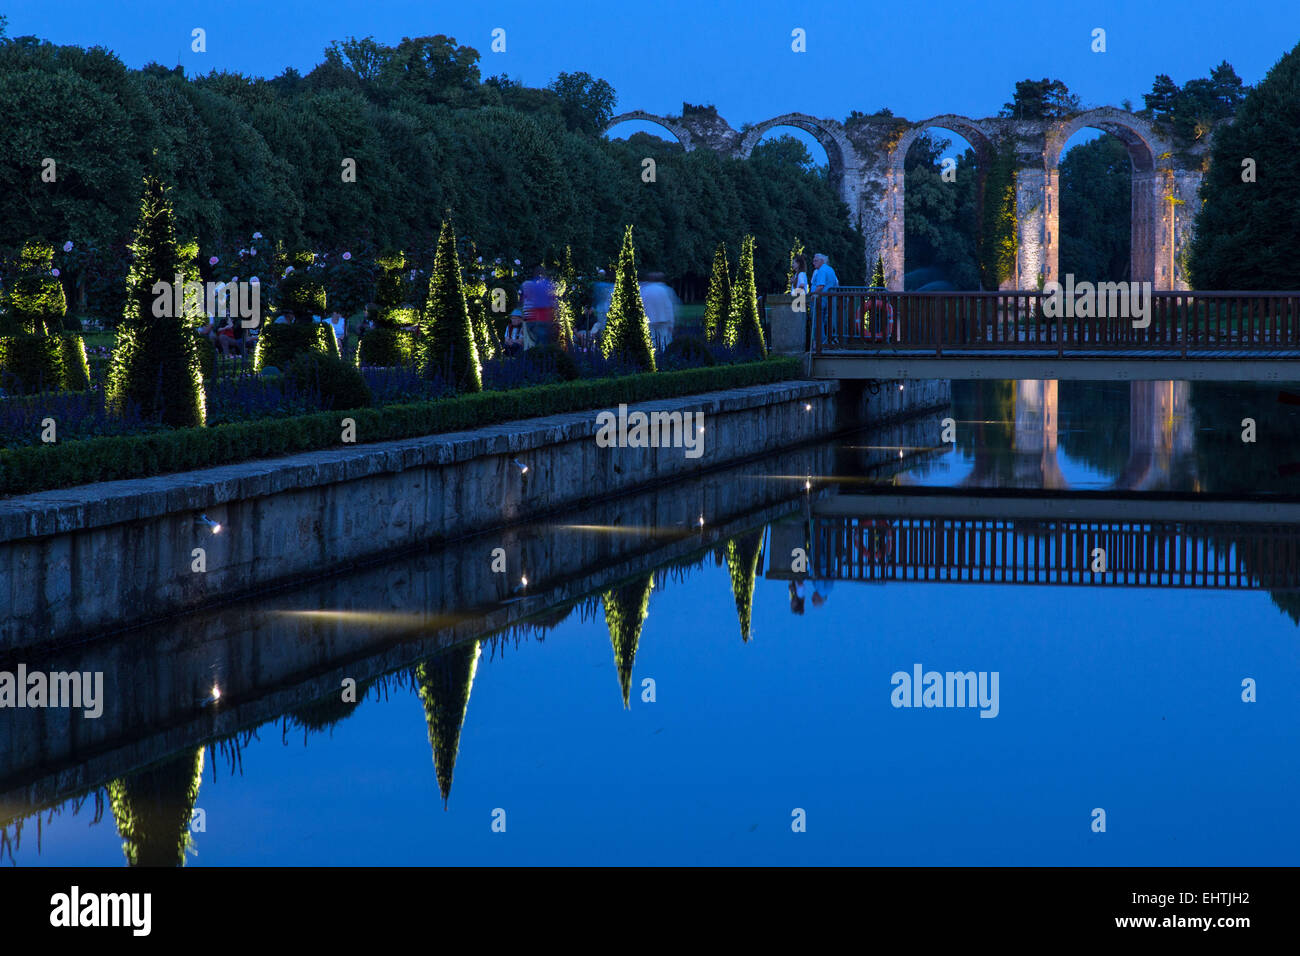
<box><xmin>0</xmin><ymin>379</ymin><xmax>835</xmax><ymax>543</ymax></box>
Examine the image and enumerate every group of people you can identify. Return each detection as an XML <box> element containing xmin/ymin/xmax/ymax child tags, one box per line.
<box><xmin>198</xmin><ymin>309</ymin><xmax>349</xmax><ymax>357</ymax></box>
<box><xmin>503</xmin><ymin>266</ymin><xmax>679</xmax><ymax>357</ymax></box>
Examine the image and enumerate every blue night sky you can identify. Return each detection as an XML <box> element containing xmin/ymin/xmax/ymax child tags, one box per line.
<box><xmin>8</xmin><ymin>1</ymin><xmax>1298</xmax><ymax>126</ymax></box>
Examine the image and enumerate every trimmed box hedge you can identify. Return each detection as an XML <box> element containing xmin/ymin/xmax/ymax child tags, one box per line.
<box><xmin>1</xmin><ymin>357</ymin><xmax>801</xmax><ymax>496</ymax></box>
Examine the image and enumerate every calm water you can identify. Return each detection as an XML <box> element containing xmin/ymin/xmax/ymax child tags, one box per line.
<box><xmin>3</xmin><ymin>379</ymin><xmax>1299</xmax><ymax>866</ymax></box>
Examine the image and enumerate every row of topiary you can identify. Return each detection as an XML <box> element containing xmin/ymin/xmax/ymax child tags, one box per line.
<box><xmin>699</xmin><ymin>235</ymin><xmax>769</xmax><ymax>355</ymax></box>
<box><xmin>0</xmin><ymin>357</ymin><xmax>800</xmax><ymax>496</ymax></box>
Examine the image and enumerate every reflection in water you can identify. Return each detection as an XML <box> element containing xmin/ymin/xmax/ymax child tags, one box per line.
<box><xmin>415</xmin><ymin>643</ymin><xmax>481</xmax><ymax>809</ymax></box>
<box><xmin>603</xmin><ymin>576</ymin><xmax>653</xmax><ymax>708</ymax></box>
<box><xmin>108</xmin><ymin>747</ymin><xmax>204</xmax><ymax>867</ymax></box>
<box><xmin>3</xmin><ymin>380</ymin><xmax>1300</xmax><ymax>864</ymax></box>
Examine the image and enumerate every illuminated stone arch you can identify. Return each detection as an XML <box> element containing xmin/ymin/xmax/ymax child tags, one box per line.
<box><xmin>1046</xmin><ymin>108</ymin><xmax>1170</xmax><ymax>286</ymax></box>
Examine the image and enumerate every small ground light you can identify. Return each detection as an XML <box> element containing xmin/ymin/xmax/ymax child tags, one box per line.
<box><xmin>804</xmin><ymin>403</ymin><xmax>812</xmax><ymax>411</ymax></box>
<box><xmin>201</xmin><ymin>683</ymin><xmax>221</xmax><ymax>706</ymax></box>
<box><xmin>197</xmin><ymin>514</ymin><xmax>221</xmax><ymax>534</ymax></box>
<box><xmin>899</xmin><ymin>384</ymin><xmax>905</xmax><ymax>391</ymax></box>
<box><xmin>521</xmin><ymin>576</ymin><xmax>528</xmax><ymax>587</ymax></box>
<box><xmin>513</xmin><ymin>459</ymin><xmax>528</xmax><ymax>474</ymax></box>
<box><xmin>698</xmin><ymin>514</ymin><xmax>705</xmax><ymax>527</ymax></box>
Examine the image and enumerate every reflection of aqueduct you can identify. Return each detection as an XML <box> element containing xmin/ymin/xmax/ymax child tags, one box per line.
<box><xmin>962</xmin><ymin>380</ymin><xmax>1197</xmax><ymax>491</ymax></box>
<box><xmin>604</xmin><ymin>108</ymin><xmax>1210</xmax><ymax>291</ymax></box>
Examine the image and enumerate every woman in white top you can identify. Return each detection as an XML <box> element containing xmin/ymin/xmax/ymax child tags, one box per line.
<box><xmin>791</xmin><ymin>254</ymin><xmax>809</xmax><ymax>294</ymax></box>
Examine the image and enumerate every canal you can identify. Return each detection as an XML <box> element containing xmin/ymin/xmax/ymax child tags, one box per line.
<box><xmin>2</xmin><ymin>379</ymin><xmax>1297</xmax><ymax>865</ymax></box>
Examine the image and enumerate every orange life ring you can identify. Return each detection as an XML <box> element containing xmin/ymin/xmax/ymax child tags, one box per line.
<box><xmin>855</xmin><ymin>520</ymin><xmax>895</xmax><ymax>562</ymax></box>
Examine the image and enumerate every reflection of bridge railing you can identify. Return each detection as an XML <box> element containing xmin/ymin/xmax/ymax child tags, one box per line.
<box><xmin>798</xmin><ymin>515</ymin><xmax>1300</xmax><ymax>590</ymax></box>
<box><xmin>812</xmin><ymin>290</ymin><xmax>1300</xmax><ymax>355</ymax></box>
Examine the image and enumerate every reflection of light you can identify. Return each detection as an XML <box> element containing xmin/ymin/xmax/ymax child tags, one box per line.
<box><xmin>274</xmin><ymin>610</ymin><xmax>468</xmax><ymax>629</ymax></box>
<box><xmin>804</xmin><ymin>403</ymin><xmax>812</xmax><ymax>411</ymax></box>
<box><xmin>521</xmin><ymin>576</ymin><xmax>528</xmax><ymax>587</ymax></box>
<box><xmin>899</xmin><ymin>450</ymin><xmax>904</xmax><ymax>458</ymax></box>
<box><xmin>555</xmin><ymin>523</ymin><xmax>694</xmax><ymax>539</ymax></box>
<box><xmin>898</xmin><ymin>384</ymin><xmax>905</xmax><ymax>391</ymax></box>
<box><xmin>698</xmin><ymin>514</ymin><xmax>705</xmax><ymax>527</ymax></box>
<box><xmin>212</xmin><ymin>684</ymin><xmax>221</xmax><ymax>701</ymax></box>
<box><xmin>197</xmin><ymin>513</ymin><xmax>221</xmax><ymax>534</ymax></box>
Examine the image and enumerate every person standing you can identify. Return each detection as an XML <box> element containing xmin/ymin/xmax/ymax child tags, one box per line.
<box><xmin>639</xmin><ymin>272</ymin><xmax>678</xmax><ymax>351</ymax></box>
<box><xmin>520</xmin><ymin>266</ymin><xmax>557</xmax><ymax>346</ymax></box>
<box><xmin>791</xmin><ymin>255</ymin><xmax>809</xmax><ymax>294</ymax></box>
<box><xmin>810</xmin><ymin>253</ymin><xmax>840</xmax><ymax>345</ymax></box>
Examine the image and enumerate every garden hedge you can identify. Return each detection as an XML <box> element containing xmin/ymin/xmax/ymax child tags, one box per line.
<box><xmin>0</xmin><ymin>357</ymin><xmax>800</xmax><ymax>496</ymax></box>
<box><xmin>253</xmin><ymin>320</ymin><xmax>339</xmax><ymax>371</ymax></box>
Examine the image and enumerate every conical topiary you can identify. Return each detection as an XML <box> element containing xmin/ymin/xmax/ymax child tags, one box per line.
<box><xmin>703</xmin><ymin>242</ymin><xmax>731</xmax><ymax>345</ymax></box>
<box><xmin>414</xmin><ymin>642</ymin><xmax>481</xmax><ymax>808</ymax></box>
<box><xmin>0</xmin><ymin>239</ymin><xmax>88</xmax><ymax>393</ymax></box>
<box><xmin>107</xmin><ymin>746</ymin><xmax>204</xmax><ymax>867</ymax></box>
<box><xmin>554</xmin><ymin>245</ymin><xmax>577</xmax><ymax>349</ymax></box>
<box><xmin>727</xmin><ymin>235</ymin><xmax>767</xmax><ymax>356</ymax></box>
<box><xmin>602</xmin><ymin>574</ymin><xmax>654</xmax><ymax>708</ymax></box>
<box><xmin>420</xmin><ymin>215</ymin><xmax>482</xmax><ymax>392</ymax></box>
<box><xmin>600</xmin><ymin>226</ymin><xmax>656</xmax><ymax>372</ymax></box>
<box><xmin>871</xmin><ymin>255</ymin><xmax>886</xmax><ymax>288</ymax></box>
<box><xmin>105</xmin><ymin>176</ymin><xmax>206</xmax><ymax>426</ymax></box>
<box><xmin>725</xmin><ymin>529</ymin><xmax>766</xmax><ymax>643</ymax></box>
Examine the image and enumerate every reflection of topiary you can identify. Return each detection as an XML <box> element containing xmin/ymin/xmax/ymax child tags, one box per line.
<box><xmin>600</xmin><ymin>226</ymin><xmax>656</xmax><ymax>371</ymax></box>
<box><xmin>420</xmin><ymin>215</ymin><xmax>482</xmax><ymax>392</ymax></box>
<box><xmin>725</xmin><ymin>529</ymin><xmax>765</xmax><ymax>642</ymax></box>
<box><xmin>414</xmin><ymin>642</ymin><xmax>481</xmax><ymax>808</ymax></box>
<box><xmin>107</xmin><ymin>746</ymin><xmax>204</xmax><ymax>867</ymax></box>
<box><xmin>105</xmin><ymin>177</ymin><xmax>206</xmax><ymax>427</ymax></box>
<box><xmin>702</xmin><ymin>242</ymin><xmax>731</xmax><ymax>345</ymax></box>
<box><xmin>602</xmin><ymin>574</ymin><xmax>654</xmax><ymax>708</ymax></box>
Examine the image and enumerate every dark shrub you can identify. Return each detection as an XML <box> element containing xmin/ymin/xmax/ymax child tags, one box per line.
<box><xmin>278</xmin><ymin>249</ymin><xmax>326</xmax><ymax>318</ymax></box>
<box><xmin>285</xmin><ymin>351</ymin><xmax>373</xmax><ymax>410</ymax></box>
<box><xmin>356</xmin><ymin>327</ymin><xmax>416</xmax><ymax>367</ymax></box>
<box><xmin>663</xmin><ymin>334</ymin><xmax>717</xmax><ymax>368</ymax></box>
<box><xmin>254</xmin><ymin>321</ymin><xmax>336</xmax><ymax>371</ymax></box>
<box><xmin>0</xmin><ymin>335</ymin><xmax>63</xmax><ymax>394</ymax></box>
<box><xmin>523</xmin><ymin>343</ymin><xmax>580</xmax><ymax>381</ymax></box>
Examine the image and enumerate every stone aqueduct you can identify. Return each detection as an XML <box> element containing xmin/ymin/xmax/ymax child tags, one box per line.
<box><xmin>604</xmin><ymin>108</ymin><xmax>1211</xmax><ymax>291</ymax></box>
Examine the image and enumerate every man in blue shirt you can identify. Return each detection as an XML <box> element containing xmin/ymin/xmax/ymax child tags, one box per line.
<box><xmin>811</xmin><ymin>253</ymin><xmax>840</xmax><ymax>344</ymax></box>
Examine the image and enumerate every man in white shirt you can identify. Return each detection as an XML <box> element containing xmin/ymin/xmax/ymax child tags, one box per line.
<box><xmin>810</xmin><ymin>253</ymin><xmax>840</xmax><ymax>344</ymax></box>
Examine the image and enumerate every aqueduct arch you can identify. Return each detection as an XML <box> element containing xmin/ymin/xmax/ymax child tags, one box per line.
<box><xmin>603</xmin><ymin>111</ymin><xmax>696</xmax><ymax>151</ymax></box>
<box><xmin>610</xmin><ymin>105</ymin><xmax>1211</xmax><ymax>290</ymax></box>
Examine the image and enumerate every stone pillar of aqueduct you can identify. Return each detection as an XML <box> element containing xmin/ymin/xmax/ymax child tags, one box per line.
<box><xmin>604</xmin><ymin>107</ymin><xmax>1210</xmax><ymax>291</ymax></box>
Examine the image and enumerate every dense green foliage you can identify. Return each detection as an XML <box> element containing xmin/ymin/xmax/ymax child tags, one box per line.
<box><xmin>420</xmin><ymin>217</ymin><xmax>481</xmax><ymax>391</ymax></box>
<box><xmin>104</xmin><ymin>177</ymin><xmax>205</xmax><ymax>427</ymax></box>
<box><xmin>601</xmin><ymin>226</ymin><xmax>656</xmax><ymax>371</ymax></box>
<box><xmin>1143</xmin><ymin>62</ymin><xmax>1249</xmax><ymax>142</ymax></box>
<box><xmin>979</xmin><ymin>143</ymin><xmax>1018</xmax><ymax>289</ymax></box>
<box><xmin>0</xmin><ymin>31</ymin><xmax>861</xmax><ymax>316</ymax></box>
<box><xmin>1000</xmin><ymin>78</ymin><xmax>1082</xmax><ymax>120</ymax></box>
<box><xmin>1188</xmin><ymin>42</ymin><xmax>1300</xmax><ymax>289</ymax></box>
<box><xmin>277</xmin><ymin>249</ymin><xmax>326</xmax><ymax>318</ymax></box>
<box><xmin>1059</xmin><ymin>135</ymin><xmax>1132</xmax><ymax>282</ymax></box>
<box><xmin>0</xmin><ymin>357</ymin><xmax>799</xmax><ymax>495</ymax></box>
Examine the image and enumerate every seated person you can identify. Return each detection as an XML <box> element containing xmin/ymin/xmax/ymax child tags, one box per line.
<box><xmin>215</xmin><ymin>316</ymin><xmax>248</xmax><ymax>356</ymax></box>
<box><xmin>502</xmin><ymin>310</ymin><xmax>529</xmax><ymax>356</ymax></box>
